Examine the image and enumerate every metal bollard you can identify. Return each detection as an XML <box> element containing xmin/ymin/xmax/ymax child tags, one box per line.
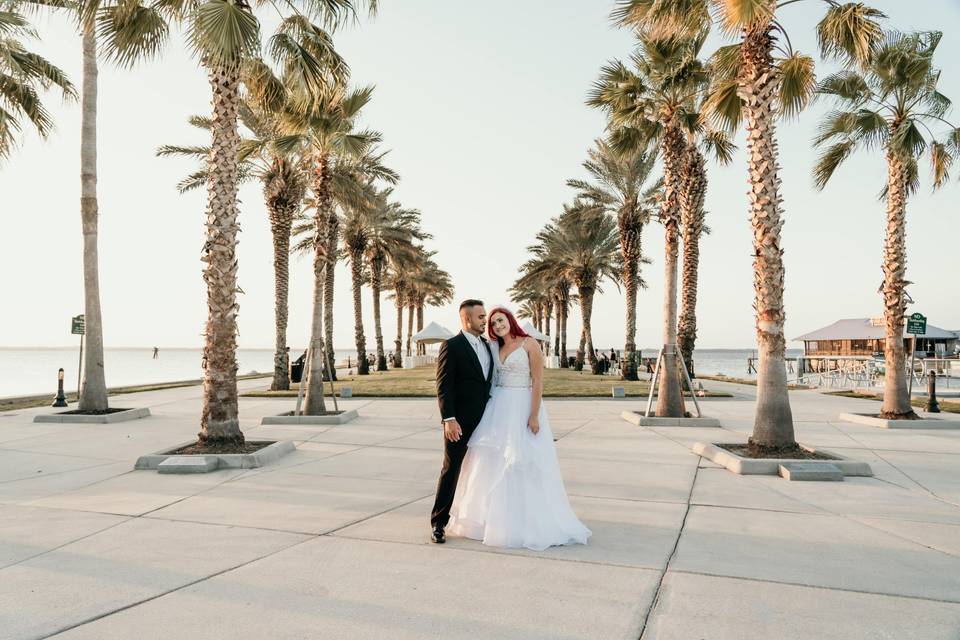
<box><xmin>925</xmin><ymin>371</ymin><xmax>941</xmax><ymax>413</ymax></box>
<box><xmin>52</xmin><ymin>368</ymin><xmax>68</xmax><ymax>407</ymax></box>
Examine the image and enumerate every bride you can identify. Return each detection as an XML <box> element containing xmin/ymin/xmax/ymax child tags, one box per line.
<box><xmin>447</xmin><ymin>306</ymin><xmax>591</xmax><ymax>551</ymax></box>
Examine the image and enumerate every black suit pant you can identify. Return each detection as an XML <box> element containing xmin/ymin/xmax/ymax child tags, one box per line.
<box><xmin>430</xmin><ymin>422</ymin><xmax>477</xmax><ymax>529</ymax></box>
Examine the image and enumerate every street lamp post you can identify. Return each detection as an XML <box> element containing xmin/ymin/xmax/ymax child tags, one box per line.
<box><xmin>52</xmin><ymin>368</ymin><xmax>68</xmax><ymax>408</ymax></box>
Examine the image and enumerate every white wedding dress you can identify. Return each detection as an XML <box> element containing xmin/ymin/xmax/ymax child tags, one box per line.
<box><xmin>448</xmin><ymin>343</ymin><xmax>591</xmax><ymax>551</ymax></box>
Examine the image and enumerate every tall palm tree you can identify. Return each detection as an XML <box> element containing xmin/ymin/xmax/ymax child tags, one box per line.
<box><xmin>618</xmin><ymin>0</ymin><xmax>883</xmax><ymax>447</ymax></box>
<box><xmin>677</xmin><ymin>122</ymin><xmax>733</xmax><ymax>379</ymax></box>
<box><xmin>282</xmin><ymin>76</ymin><xmax>383</xmax><ymax>413</ymax></box>
<box><xmin>568</xmin><ymin>139</ymin><xmax>660</xmax><ymax>380</ymax></box>
<box><xmin>590</xmin><ymin>32</ymin><xmax>708</xmax><ymax>412</ymax></box>
<box><xmin>164</xmin><ymin>5</ymin><xmax>364</xmax><ymax>435</ymax></box>
<box><xmin>159</xmin><ymin>99</ymin><xmax>311</xmax><ymax>392</ymax></box>
<box><xmin>812</xmin><ymin>30</ymin><xmax>958</xmax><ymax>419</ymax></box>
<box><xmin>62</xmin><ymin>0</ymin><xmax>168</xmax><ymax>411</ymax></box>
<box><xmin>544</xmin><ymin>203</ymin><xmax>621</xmax><ymax>372</ymax></box>
<box><xmin>0</xmin><ymin>4</ymin><xmax>75</xmax><ymax>160</ymax></box>
<box><xmin>105</xmin><ymin>1</ymin><xmax>361</xmax><ymax>438</ymax></box>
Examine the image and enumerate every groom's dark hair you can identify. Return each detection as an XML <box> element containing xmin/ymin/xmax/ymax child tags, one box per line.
<box><xmin>459</xmin><ymin>299</ymin><xmax>484</xmax><ymax>312</ymax></box>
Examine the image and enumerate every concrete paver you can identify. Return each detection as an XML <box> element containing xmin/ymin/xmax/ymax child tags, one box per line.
<box><xmin>0</xmin><ymin>379</ymin><xmax>958</xmax><ymax>638</ymax></box>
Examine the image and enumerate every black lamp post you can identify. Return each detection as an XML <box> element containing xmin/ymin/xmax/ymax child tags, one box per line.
<box><xmin>52</xmin><ymin>368</ymin><xmax>68</xmax><ymax>408</ymax></box>
<box><xmin>925</xmin><ymin>371</ymin><xmax>941</xmax><ymax>413</ymax></box>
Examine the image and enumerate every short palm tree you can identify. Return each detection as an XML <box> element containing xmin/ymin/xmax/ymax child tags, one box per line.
<box><xmin>568</xmin><ymin>140</ymin><xmax>660</xmax><ymax>380</ymax></box>
<box><xmin>812</xmin><ymin>30</ymin><xmax>958</xmax><ymax>419</ymax></box>
<box><xmin>362</xmin><ymin>191</ymin><xmax>425</xmax><ymax>371</ymax></box>
<box><xmin>340</xmin><ymin>184</ymin><xmax>421</xmax><ymax>374</ymax></box>
<box><xmin>617</xmin><ymin>0</ymin><xmax>884</xmax><ymax>448</ymax></box>
<box><xmin>0</xmin><ymin>4</ymin><xmax>75</xmax><ymax>160</ymax></box>
<box><xmin>544</xmin><ymin>203</ymin><xmax>621</xmax><ymax>371</ymax></box>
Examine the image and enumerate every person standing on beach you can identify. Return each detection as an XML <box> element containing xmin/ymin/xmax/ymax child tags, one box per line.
<box><xmin>152</xmin><ymin>347</ymin><xmax>159</xmax><ymax>359</ymax></box>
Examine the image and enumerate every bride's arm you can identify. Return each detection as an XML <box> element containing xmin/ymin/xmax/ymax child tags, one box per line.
<box><xmin>527</xmin><ymin>338</ymin><xmax>545</xmax><ymax>435</ymax></box>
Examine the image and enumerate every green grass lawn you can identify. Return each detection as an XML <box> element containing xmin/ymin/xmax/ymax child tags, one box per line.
<box><xmin>243</xmin><ymin>366</ymin><xmax>731</xmax><ymax>399</ymax></box>
<box><xmin>824</xmin><ymin>390</ymin><xmax>960</xmax><ymax>414</ymax></box>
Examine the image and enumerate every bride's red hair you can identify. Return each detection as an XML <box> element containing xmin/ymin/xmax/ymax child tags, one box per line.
<box><xmin>487</xmin><ymin>307</ymin><xmax>529</xmax><ymax>345</ymax></box>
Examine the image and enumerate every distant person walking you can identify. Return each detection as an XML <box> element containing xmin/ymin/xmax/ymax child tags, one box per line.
<box><xmin>152</xmin><ymin>347</ymin><xmax>159</xmax><ymax>359</ymax></box>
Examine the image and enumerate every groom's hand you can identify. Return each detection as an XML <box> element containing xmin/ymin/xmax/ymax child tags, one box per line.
<box><xmin>443</xmin><ymin>419</ymin><xmax>462</xmax><ymax>442</ymax></box>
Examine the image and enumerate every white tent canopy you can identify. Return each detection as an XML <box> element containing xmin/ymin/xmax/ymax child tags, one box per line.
<box><xmin>522</xmin><ymin>321</ymin><xmax>549</xmax><ymax>342</ymax></box>
<box><xmin>412</xmin><ymin>322</ymin><xmax>454</xmax><ymax>345</ymax></box>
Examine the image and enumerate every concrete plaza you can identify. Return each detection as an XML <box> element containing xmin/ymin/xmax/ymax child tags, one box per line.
<box><xmin>1</xmin><ymin>379</ymin><xmax>959</xmax><ymax>639</ymax></box>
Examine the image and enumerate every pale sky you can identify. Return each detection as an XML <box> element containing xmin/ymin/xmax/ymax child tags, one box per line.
<box><xmin>1</xmin><ymin>0</ymin><xmax>958</xmax><ymax>352</ymax></box>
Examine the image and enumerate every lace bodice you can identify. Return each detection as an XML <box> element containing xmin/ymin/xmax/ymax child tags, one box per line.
<box><xmin>496</xmin><ymin>344</ymin><xmax>532</xmax><ymax>388</ymax></box>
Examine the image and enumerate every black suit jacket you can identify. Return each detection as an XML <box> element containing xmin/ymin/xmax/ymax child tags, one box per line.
<box><xmin>436</xmin><ymin>332</ymin><xmax>493</xmax><ymax>430</ymax></box>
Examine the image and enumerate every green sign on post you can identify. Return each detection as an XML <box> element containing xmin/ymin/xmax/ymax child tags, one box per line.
<box><xmin>71</xmin><ymin>314</ymin><xmax>85</xmax><ymax>335</ymax></box>
<box><xmin>906</xmin><ymin>312</ymin><xmax>927</xmax><ymax>335</ymax></box>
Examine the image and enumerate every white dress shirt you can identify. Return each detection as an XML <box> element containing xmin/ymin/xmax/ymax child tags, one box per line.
<box><xmin>462</xmin><ymin>330</ymin><xmax>491</xmax><ymax>381</ymax></box>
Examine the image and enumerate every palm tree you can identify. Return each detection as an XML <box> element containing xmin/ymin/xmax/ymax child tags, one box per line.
<box><xmin>361</xmin><ymin>190</ymin><xmax>424</xmax><ymax>370</ymax></box>
<box><xmin>282</xmin><ymin>76</ymin><xmax>384</xmax><ymax>413</ymax></box>
<box><xmin>543</xmin><ymin>203</ymin><xmax>621</xmax><ymax>372</ymax></box>
<box><xmin>159</xmin><ymin>99</ymin><xmax>311</xmax><ymax>392</ymax></box>
<box><xmin>341</xmin><ymin>184</ymin><xmax>420</xmax><ymax>375</ymax></box>
<box><xmin>812</xmin><ymin>30</ymin><xmax>958</xmax><ymax>419</ymax></box>
<box><xmin>407</xmin><ymin>250</ymin><xmax>453</xmax><ymax>355</ymax></box>
<box><xmin>59</xmin><ymin>0</ymin><xmax>169</xmax><ymax>412</ymax></box>
<box><xmin>617</xmin><ymin>0</ymin><xmax>884</xmax><ymax>447</ymax></box>
<box><xmin>677</xmin><ymin>123</ymin><xmax>733</xmax><ymax>380</ymax></box>
<box><xmin>568</xmin><ymin>140</ymin><xmax>660</xmax><ymax>380</ymax></box>
<box><xmin>164</xmin><ymin>5</ymin><xmax>366</xmax><ymax>436</ymax></box>
<box><xmin>0</xmin><ymin>5</ymin><xmax>75</xmax><ymax>160</ymax></box>
<box><xmin>590</xmin><ymin>32</ymin><xmax>708</xmax><ymax>412</ymax></box>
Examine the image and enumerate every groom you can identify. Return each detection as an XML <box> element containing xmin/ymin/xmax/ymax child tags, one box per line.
<box><xmin>430</xmin><ymin>299</ymin><xmax>495</xmax><ymax>543</ymax></box>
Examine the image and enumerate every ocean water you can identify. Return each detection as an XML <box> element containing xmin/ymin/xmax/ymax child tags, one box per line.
<box><xmin>0</xmin><ymin>347</ymin><xmax>360</xmax><ymax>398</ymax></box>
<box><xmin>0</xmin><ymin>346</ymin><xmax>797</xmax><ymax>398</ymax></box>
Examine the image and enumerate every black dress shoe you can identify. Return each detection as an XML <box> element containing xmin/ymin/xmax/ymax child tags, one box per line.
<box><xmin>431</xmin><ymin>526</ymin><xmax>445</xmax><ymax>544</ymax></box>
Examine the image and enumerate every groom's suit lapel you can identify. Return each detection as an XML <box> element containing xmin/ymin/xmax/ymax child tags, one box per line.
<box><xmin>459</xmin><ymin>332</ymin><xmax>486</xmax><ymax>381</ymax></box>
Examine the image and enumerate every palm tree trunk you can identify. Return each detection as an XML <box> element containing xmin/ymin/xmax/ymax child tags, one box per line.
<box><xmin>553</xmin><ymin>296</ymin><xmax>562</xmax><ymax>363</ymax></box>
<box><xmin>267</xmin><ymin>191</ymin><xmax>295</xmax><ymax>391</ymax></box>
<box><xmin>199</xmin><ymin>64</ymin><xmax>243</xmax><ymax>442</ymax></box>
<box><xmin>655</xmin><ymin>122</ymin><xmax>686</xmax><ymax>418</ymax></box>
<box><xmin>880</xmin><ymin>152</ymin><xmax>915</xmax><ymax>418</ymax></box>
<box><xmin>543</xmin><ymin>302</ymin><xmax>552</xmax><ymax>354</ymax></box>
<box><xmin>349</xmin><ymin>251</ymin><xmax>369</xmax><ymax>375</ymax></box>
<box><xmin>393</xmin><ymin>286</ymin><xmax>403</xmax><ymax>367</ymax></box>
<box><xmin>406</xmin><ymin>304</ymin><xmax>415</xmax><ymax>356</ymax></box>
<box><xmin>78</xmin><ymin>26</ymin><xmax>108</xmax><ymax>412</ymax></box>
<box><xmin>304</xmin><ymin>154</ymin><xmax>333</xmax><ymax>414</ymax></box>
<box><xmin>371</xmin><ymin>257</ymin><xmax>387</xmax><ymax>371</ymax></box>
<box><xmin>739</xmin><ymin>20</ymin><xmax>795</xmax><ymax>447</ymax></box>
<box><xmin>619</xmin><ymin>207</ymin><xmax>643</xmax><ymax>382</ymax></box>
<box><xmin>323</xmin><ymin>212</ymin><xmax>338</xmax><ymax>381</ymax></box>
<box><xmin>416</xmin><ymin>302</ymin><xmax>425</xmax><ymax>355</ymax></box>
<box><xmin>678</xmin><ymin>144</ymin><xmax>707</xmax><ymax>381</ymax></box>
<box><xmin>578</xmin><ymin>285</ymin><xmax>597</xmax><ymax>372</ymax></box>
<box><xmin>560</xmin><ymin>287</ymin><xmax>569</xmax><ymax>368</ymax></box>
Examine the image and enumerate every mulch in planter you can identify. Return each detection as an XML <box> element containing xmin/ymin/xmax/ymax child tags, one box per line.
<box><xmin>170</xmin><ymin>440</ymin><xmax>275</xmax><ymax>455</ymax></box>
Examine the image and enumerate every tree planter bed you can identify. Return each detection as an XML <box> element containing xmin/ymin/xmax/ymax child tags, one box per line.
<box><xmin>838</xmin><ymin>413</ymin><xmax>960</xmax><ymax>430</ymax></box>
<box><xmin>34</xmin><ymin>407</ymin><xmax>151</xmax><ymax>424</ymax></box>
<box><xmin>135</xmin><ymin>440</ymin><xmax>295</xmax><ymax>473</ymax></box>
<box><xmin>621</xmin><ymin>411</ymin><xmax>720</xmax><ymax>427</ymax></box>
<box><xmin>693</xmin><ymin>441</ymin><xmax>872</xmax><ymax>478</ymax></box>
<box><xmin>260</xmin><ymin>409</ymin><xmax>359</xmax><ymax>426</ymax></box>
